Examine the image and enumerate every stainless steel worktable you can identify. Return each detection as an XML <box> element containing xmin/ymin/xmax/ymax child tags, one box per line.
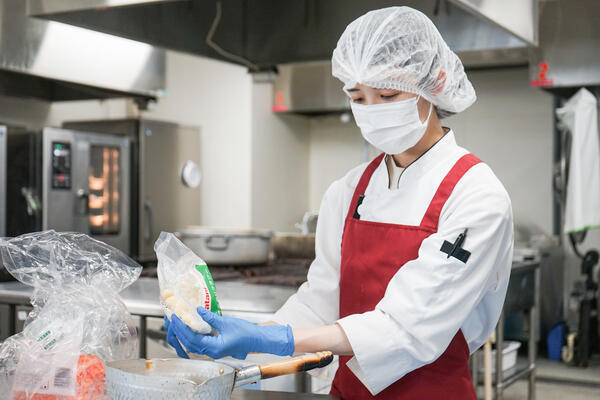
<box><xmin>0</xmin><ymin>277</ymin><xmax>297</xmax><ymax>357</ymax></box>
<box><xmin>470</xmin><ymin>261</ymin><xmax>540</xmax><ymax>400</ymax></box>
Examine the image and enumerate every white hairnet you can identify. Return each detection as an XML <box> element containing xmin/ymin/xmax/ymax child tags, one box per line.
<box><xmin>332</xmin><ymin>6</ymin><xmax>476</xmax><ymax>116</ymax></box>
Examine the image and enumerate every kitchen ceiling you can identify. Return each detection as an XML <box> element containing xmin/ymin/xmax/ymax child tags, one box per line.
<box><xmin>27</xmin><ymin>0</ymin><xmax>536</xmax><ymax>70</ymax></box>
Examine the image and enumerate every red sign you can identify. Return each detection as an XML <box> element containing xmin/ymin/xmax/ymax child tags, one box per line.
<box><xmin>271</xmin><ymin>91</ymin><xmax>289</xmax><ymax>112</ymax></box>
<box><xmin>530</xmin><ymin>61</ymin><xmax>554</xmax><ymax>87</ymax></box>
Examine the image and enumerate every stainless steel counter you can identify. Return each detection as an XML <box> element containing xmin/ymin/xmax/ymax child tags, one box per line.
<box><xmin>0</xmin><ymin>277</ymin><xmax>296</xmax><ymax>357</ymax></box>
<box><xmin>0</xmin><ymin>277</ymin><xmax>295</xmax><ymax>318</ymax></box>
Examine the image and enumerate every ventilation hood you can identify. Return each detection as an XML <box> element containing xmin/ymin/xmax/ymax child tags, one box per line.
<box><xmin>529</xmin><ymin>0</ymin><xmax>600</xmax><ymax>99</ymax></box>
<box><xmin>27</xmin><ymin>0</ymin><xmax>536</xmax><ymax>70</ymax></box>
<box><xmin>0</xmin><ymin>0</ymin><xmax>165</xmax><ymax>103</ymax></box>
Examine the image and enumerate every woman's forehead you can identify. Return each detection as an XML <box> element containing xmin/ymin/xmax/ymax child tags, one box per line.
<box><xmin>347</xmin><ymin>84</ymin><xmax>397</xmax><ymax>92</ymax></box>
<box><xmin>347</xmin><ymin>84</ymin><xmax>416</xmax><ymax>95</ymax></box>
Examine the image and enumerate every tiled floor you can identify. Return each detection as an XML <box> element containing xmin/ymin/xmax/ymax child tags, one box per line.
<box><xmin>492</xmin><ymin>356</ymin><xmax>600</xmax><ymax>399</ymax></box>
<box><xmin>536</xmin><ymin>357</ymin><xmax>600</xmax><ymax>384</ymax></box>
<box><xmin>503</xmin><ymin>380</ymin><xmax>600</xmax><ymax>400</ymax></box>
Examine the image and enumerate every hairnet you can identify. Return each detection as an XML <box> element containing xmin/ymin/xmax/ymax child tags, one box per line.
<box><xmin>332</xmin><ymin>6</ymin><xmax>476</xmax><ymax>116</ymax></box>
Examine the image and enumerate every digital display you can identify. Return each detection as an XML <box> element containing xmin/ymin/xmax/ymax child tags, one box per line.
<box><xmin>51</xmin><ymin>141</ymin><xmax>71</xmax><ymax>189</ymax></box>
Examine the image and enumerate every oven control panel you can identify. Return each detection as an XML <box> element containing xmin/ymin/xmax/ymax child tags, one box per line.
<box><xmin>51</xmin><ymin>142</ymin><xmax>71</xmax><ymax>189</ymax></box>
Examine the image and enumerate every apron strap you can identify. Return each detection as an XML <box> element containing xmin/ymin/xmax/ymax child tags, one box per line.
<box><xmin>420</xmin><ymin>153</ymin><xmax>482</xmax><ymax>230</ymax></box>
<box><xmin>345</xmin><ymin>153</ymin><xmax>385</xmax><ymax>221</ymax></box>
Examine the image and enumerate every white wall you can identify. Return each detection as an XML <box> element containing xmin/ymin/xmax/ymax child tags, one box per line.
<box><xmin>307</xmin><ymin>115</ymin><xmax>364</xmax><ymax>210</ymax></box>
<box><xmin>446</xmin><ymin>68</ymin><xmax>554</xmax><ymax>233</ymax></box>
<box><xmin>140</xmin><ymin>51</ymin><xmax>253</xmax><ymax>228</ymax></box>
<box><xmin>306</xmin><ymin>68</ymin><xmax>556</xmax><ymax>234</ymax></box>
<box><xmin>250</xmin><ymin>82</ymin><xmax>310</xmax><ymax>231</ymax></box>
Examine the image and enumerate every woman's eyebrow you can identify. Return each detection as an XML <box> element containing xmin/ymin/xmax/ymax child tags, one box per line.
<box><xmin>347</xmin><ymin>88</ymin><xmax>360</xmax><ymax>92</ymax></box>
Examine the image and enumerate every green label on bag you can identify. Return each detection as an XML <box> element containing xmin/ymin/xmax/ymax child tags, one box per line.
<box><xmin>195</xmin><ymin>264</ymin><xmax>222</xmax><ymax>315</ymax></box>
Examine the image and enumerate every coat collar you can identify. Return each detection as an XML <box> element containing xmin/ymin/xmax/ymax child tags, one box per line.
<box><xmin>378</xmin><ymin>130</ymin><xmax>458</xmax><ymax>187</ymax></box>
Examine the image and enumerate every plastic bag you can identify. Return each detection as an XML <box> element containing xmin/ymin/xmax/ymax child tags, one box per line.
<box><xmin>0</xmin><ymin>231</ymin><xmax>142</xmax><ymax>400</ymax></box>
<box><xmin>155</xmin><ymin>232</ymin><xmax>221</xmax><ymax>335</ymax></box>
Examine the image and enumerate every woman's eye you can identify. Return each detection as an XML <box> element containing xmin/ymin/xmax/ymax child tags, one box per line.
<box><xmin>381</xmin><ymin>93</ymin><xmax>399</xmax><ymax>100</ymax></box>
<box><xmin>352</xmin><ymin>98</ymin><xmax>364</xmax><ymax>103</ymax></box>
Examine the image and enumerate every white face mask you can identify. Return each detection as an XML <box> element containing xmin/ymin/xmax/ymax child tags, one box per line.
<box><xmin>351</xmin><ymin>96</ymin><xmax>433</xmax><ymax>154</ymax></box>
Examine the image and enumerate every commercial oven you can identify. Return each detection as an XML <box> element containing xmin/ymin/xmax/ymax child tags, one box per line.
<box><xmin>3</xmin><ymin>127</ymin><xmax>131</xmax><ymax>253</ymax></box>
<box><xmin>42</xmin><ymin>128</ymin><xmax>131</xmax><ymax>252</ymax></box>
<box><xmin>63</xmin><ymin>119</ymin><xmax>202</xmax><ymax>263</ymax></box>
<box><xmin>0</xmin><ymin>125</ymin><xmax>6</xmax><ymax>237</ymax></box>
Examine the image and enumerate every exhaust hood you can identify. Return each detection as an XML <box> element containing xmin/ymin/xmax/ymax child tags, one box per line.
<box><xmin>529</xmin><ymin>0</ymin><xmax>600</xmax><ymax>99</ymax></box>
<box><xmin>0</xmin><ymin>0</ymin><xmax>165</xmax><ymax>103</ymax></box>
<box><xmin>27</xmin><ymin>0</ymin><xmax>535</xmax><ymax>70</ymax></box>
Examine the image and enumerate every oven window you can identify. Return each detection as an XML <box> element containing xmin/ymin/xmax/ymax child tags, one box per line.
<box><xmin>89</xmin><ymin>146</ymin><xmax>120</xmax><ymax>235</ymax></box>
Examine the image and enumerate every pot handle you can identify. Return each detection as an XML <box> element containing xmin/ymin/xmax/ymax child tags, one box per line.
<box><xmin>233</xmin><ymin>351</ymin><xmax>333</xmax><ymax>387</ymax></box>
<box><xmin>206</xmin><ymin>235</ymin><xmax>230</xmax><ymax>251</ymax></box>
<box><xmin>259</xmin><ymin>351</ymin><xmax>334</xmax><ymax>379</ymax></box>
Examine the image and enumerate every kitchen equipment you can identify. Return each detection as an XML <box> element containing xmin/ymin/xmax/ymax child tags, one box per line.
<box><xmin>564</xmin><ymin>250</ymin><xmax>600</xmax><ymax>367</ymax></box>
<box><xmin>3</xmin><ymin>127</ymin><xmax>131</xmax><ymax>252</ymax></box>
<box><xmin>179</xmin><ymin>227</ymin><xmax>272</xmax><ymax>265</ymax></box>
<box><xmin>29</xmin><ymin>0</ymin><xmax>535</xmax><ymax>73</ymax></box>
<box><xmin>271</xmin><ymin>233</ymin><xmax>315</xmax><ymax>260</ymax></box>
<box><xmin>106</xmin><ymin>352</ymin><xmax>333</xmax><ymax>400</ymax></box>
<box><xmin>489</xmin><ymin>341</ymin><xmax>521</xmax><ymax>374</ymax></box>
<box><xmin>63</xmin><ymin>119</ymin><xmax>202</xmax><ymax>263</ymax></box>
<box><xmin>0</xmin><ymin>125</ymin><xmax>6</xmax><ymax>237</ymax></box>
<box><xmin>44</xmin><ymin>128</ymin><xmax>131</xmax><ymax>252</ymax></box>
<box><xmin>0</xmin><ymin>0</ymin><xmax>164</xmax><ymax>103</ymax></box>
<box><xmin>295</xmin><ymin>211</ymin><xmax>318</xmax><ymax>235</ymax></box>
<box><xmin>3</xmin><ymin>126</ymin><xmax>41</xmax><ymax>238</ymax></box>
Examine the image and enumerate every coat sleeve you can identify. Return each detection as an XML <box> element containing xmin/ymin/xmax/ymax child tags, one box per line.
<box><xmin>336</xmin><ymin>166</ymin><xmax>514</xmax><ymax>395</ymax></box>
<box><xmin>272</xmin><ymin>179</ymin><xmax>346</xmax><ymax>328</ymax></box>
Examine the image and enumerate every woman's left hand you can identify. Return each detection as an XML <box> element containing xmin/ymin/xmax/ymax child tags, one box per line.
<box><xmin>167</xmin><ymin>307</ymin><xmax>294</xmax><ymax>360</ymax></box>
<box><xmin>164</xmin><ymin>315</ymin><xmax>189</xmax><ymax>359</ymax></box>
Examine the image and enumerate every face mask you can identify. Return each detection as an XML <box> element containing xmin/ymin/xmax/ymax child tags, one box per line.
<box><xmin>351</xmin><ymin>96</ymin><xmax>433</xmax><ymax>154</ymax></box>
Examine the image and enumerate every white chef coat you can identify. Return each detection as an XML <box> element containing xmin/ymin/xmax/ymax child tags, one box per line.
<box><xmin>385</xmin><ymin>154</ymin><xmax>405</xmax><ymax>189</ymax></box>
<box><xmin>272</xmin><ymin>130</ymin><xmax>513</xmax><ymax>395</ymax></box>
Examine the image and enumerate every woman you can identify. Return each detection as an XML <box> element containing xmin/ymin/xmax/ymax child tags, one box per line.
<box><xmin>166</xmin><ymin>6</ymin><xmax>513</xmax><ymax>399</ymax></box>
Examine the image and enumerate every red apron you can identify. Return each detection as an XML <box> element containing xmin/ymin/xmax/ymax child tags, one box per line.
<box><xmin>330</xmin><ymin>153</ymin><xmax>481</xmax><ymax>399</ymax></box>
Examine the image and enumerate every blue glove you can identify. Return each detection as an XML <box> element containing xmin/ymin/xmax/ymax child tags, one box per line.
<box><xmin>164</xmin><ymin>316</ymin><xmax>189</xmax><ymax>359</ymax></box>
<box><xmin>169</xmin><ymin>307</ymin><xmax>294</xmax><ymax>360</ymax></box>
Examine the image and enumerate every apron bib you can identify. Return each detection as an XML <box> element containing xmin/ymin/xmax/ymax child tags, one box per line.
<box><xmin>330</xmin><ymin>153</ymin><xmax>481</xmax><ymax>399</ymax></box>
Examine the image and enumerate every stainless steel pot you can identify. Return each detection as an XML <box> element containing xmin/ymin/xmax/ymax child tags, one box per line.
<box><xmin>106</xmin><ymin>351</ymin><xmax>333</xmax><ymax>400</ymax></box>
<box><xmin>179</xmin><ymin>227</ymin><xmax>272</xmax><ymax>265</ymax></box>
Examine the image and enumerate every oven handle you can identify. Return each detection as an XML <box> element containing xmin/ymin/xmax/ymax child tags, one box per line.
<box><xmin>76</xmin><ymin>189</ymin><xmax>90</xmax><ymax>216</ymax></box>
<box><xmin>144</xmin><ymin>200</ymin><xmax>154</xmax><ymax>243</ymax></box>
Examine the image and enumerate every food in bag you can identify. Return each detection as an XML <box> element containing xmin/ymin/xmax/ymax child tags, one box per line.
<box><xmin>155</xmin><ymin>232</ymin><xmax>221</xmax><ymax>335</ymax></box>
<box><xmin>12</xmin><ymin>355</ymin><xmax>106</xmax><ymax>400</ymax></box>
<box><xmin>0</xmin><ymin>231</ymin><xmax>141</xmax><ymax>400</ymax></box>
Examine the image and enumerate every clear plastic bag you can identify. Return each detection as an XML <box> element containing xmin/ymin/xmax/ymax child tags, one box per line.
<box><xmin>0</xmin><ymin>230</ymin><xmax>142</xmax><ymax>400</ymax></box>
<box><xmin>155</xmin><ymin>232</ymin><xmax>221</xmax><ymax>335</ymax></box>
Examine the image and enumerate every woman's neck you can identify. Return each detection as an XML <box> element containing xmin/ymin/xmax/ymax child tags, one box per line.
<box><xmin>392</xmin><ymin>114</ymin><xmax>446</xmax><ymax>168</ymax></box>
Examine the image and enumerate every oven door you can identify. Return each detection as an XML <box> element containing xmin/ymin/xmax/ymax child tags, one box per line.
<box><xmin>42</xmin><ymin>128</ymin><xmax>131</xmax><ymax>254</ymax></box>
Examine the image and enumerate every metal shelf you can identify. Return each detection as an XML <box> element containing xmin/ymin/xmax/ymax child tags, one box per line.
<box><xmin>471</xmin><ymin>261</ymin><xmax>540</xmax><ymax>399</ymax></box>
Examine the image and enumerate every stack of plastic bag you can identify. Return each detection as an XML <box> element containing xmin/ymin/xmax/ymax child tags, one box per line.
<box><xmin>0</xmin><ymin>231</ymin><xmax>142</xmax><ymax>400</ymax></box>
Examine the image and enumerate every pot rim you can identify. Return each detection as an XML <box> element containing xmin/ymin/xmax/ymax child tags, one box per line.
<box><xmin>178</xmin><ymin>226</ymin><xmax>273</xmax><ymax>239</ymax></box>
